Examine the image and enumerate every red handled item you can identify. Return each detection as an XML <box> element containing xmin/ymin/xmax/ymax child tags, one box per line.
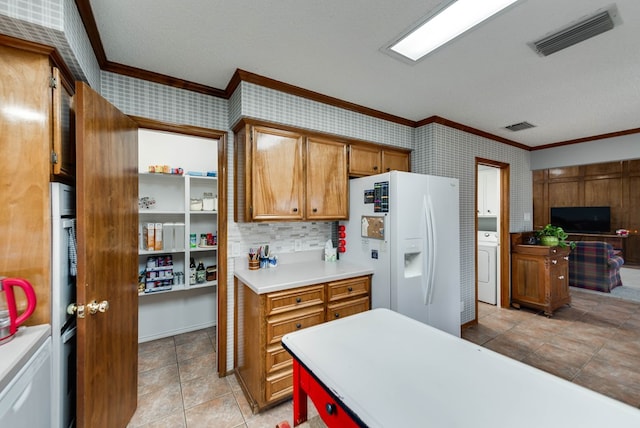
<box><xmin>0</xmin><ymin>277</ymin><xmax>37</xmax><ymax>343</ymax></box>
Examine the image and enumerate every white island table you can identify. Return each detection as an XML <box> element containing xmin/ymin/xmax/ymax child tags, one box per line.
<box><xmin>282</xmin><ymin>308</ymin><xmax>640</xmax><ymax>427</ymax></box>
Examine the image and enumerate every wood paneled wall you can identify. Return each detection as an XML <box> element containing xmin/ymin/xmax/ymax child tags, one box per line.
<box><xmin>533</xmin><ymin>159</ymin><xmax>640</xmax><ymax>265</ymax></box>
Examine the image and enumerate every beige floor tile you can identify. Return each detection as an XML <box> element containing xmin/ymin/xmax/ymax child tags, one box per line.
<box><xmin>174</xmin><ymin>329</ymin><xmax>210</xmax><ymax>346</ymax></box>
<box><xmin>182</xmin><ymin>373</ymin><xmax>233</xmax><ymax>409</ymax></box>
<box><xmin>522</xmin><ymin>343</ymin><xmax>592</xmax><ymax>380</ymax></box>
<box><xmin>573</xmin><ymin>371</ymin><xmax>640</xmax><ymax>407</ymax></box>
<box><xmin>176</xmin><ymin>336</ymin><xmax>215</xmax><ymax>362</ymax></box>
<box><xmin>244</xmin><ymin>400</ymin><xmax>294</xmax><ymax>428</ymax></box>
<box><xmin>178</xmin><ymin>352</ymin><xmax>217</xmax><ymax>383</ymax></box>
<box><xmin>185</xmin><ymin>393</ymin><xmax>245</xmax><ymax>428</ymax></box>
<box><xmin>139</xmin><ymin>337</ymin><xmax>175</xmax><ymax>354</ymax></box>
<box><xmin>128</xmin><ymin>382</ymin><xmax>184</xmax><ymax>427</ymax></box>
<box><xmin>136</xmin><ymin>410</ymin><xmax>187</xmax><ymax>428</ymax></box>
<box><xmin>138</xmin><ymin>363</ymin><xmax>180</xmax><ymax>396</ymax></box>
<box><xmin>138</xmin><ymin>345</ymin><xmax>178</xmax><ymax>373</ymax></box>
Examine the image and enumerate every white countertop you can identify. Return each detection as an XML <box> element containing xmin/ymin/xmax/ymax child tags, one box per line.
<box><xmin>234</xmin><ymin>251</ymin><xmax>373</xmax><ymax>294</ymax></box>
<box><xmin>283</xmin><ymin>309</ymin><xmax>640</xmax><ymax>427</ymax></box>
<box><xmin>0</xmin><ymin>324</ymin><xmax>51</xmax><ymax>392</ymax></box>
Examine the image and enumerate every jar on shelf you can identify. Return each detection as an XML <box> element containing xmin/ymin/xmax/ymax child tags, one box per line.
<box><xmin>203</xmin><ymin>192</ymin><xmax>215</xmax><ymax>211</ymax></box>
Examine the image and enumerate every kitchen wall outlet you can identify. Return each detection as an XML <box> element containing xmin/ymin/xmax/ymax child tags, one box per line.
<box><xmin>294</xmin><ymin>239</ymin><xmax>302</xmax><ymax>251</ymax></box>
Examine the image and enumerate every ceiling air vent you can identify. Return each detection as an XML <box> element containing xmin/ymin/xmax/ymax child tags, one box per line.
<box><xmin>531</xmin><ymin>7</ymin><xmax>619</xmax><ymax>57</ymax></box>
<box><xmin>505</xmin><ymin>121</ymin><xmax>536</xmax><ymax>132</ymax></box>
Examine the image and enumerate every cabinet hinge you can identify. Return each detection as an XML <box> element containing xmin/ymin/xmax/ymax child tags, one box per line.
<box><xmin>49</xmin><ymin>75</ymin><xmax>58</xmax><ymax>89</ymax></box>
<box><xmin>51</xmin><ymin>151</ymin><xmax>59</xmax><ymax>165</ymax></box>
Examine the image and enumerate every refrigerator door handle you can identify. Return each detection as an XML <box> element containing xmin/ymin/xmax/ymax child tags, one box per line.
<box><xmin>423</xmin><ymin>195</ymin><xmax>437</xmax><ymax>305</ymax></box>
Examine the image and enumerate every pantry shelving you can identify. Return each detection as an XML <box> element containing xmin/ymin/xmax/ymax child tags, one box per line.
<box><xmin>138</xmin><ymin>173</ymin><xmax>218</xmax><ymax>296</ymax></box>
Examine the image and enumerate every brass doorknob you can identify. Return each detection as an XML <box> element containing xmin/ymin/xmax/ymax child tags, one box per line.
<box><xmin>86</xmin><ymin>300</ymin><xmax>109</xmax><ymax>315</ymax></box>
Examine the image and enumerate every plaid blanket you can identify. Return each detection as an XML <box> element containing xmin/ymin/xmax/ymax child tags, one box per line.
<box><xmin>568</xmin><ymin>241</ymin><xmax>624</xmax><ymax>292</ymax></box>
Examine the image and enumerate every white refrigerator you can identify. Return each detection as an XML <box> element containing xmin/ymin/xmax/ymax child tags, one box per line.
<box><xmin>340</xmin><ymin>171</ymin><xmax>461</xmax><ymax>336</ymax></box>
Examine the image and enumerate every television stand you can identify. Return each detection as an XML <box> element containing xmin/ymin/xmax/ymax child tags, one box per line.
<box><xmin>566</xmin><ymin>233</ymin><xmax>627</xmax><ymax>259</ymax></box>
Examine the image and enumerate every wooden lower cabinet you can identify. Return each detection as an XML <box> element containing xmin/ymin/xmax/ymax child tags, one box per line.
<box><xmin>511</xmin><ymin>243</ymin><xmax>571</xmax><ymax>317</ymax></box>
<box><xmin>235</xmin><ymin>275</ymin><xmax>371</xmax><ymax>412</ymax></box>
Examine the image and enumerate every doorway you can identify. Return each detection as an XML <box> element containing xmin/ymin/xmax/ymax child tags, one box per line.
<box><xmin>475</xmin><ymin>158</ymin><xmax>510</xmax><ymax>321</ymax></box>
<box><xmin>132</xmin><ymin>116</ymin><xmax>228</xmax><ymax>376</ymax></box>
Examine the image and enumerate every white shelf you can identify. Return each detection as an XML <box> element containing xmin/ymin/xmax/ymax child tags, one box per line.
<box><xmin>138</xmin><ymin>172</ymin><xmax>218</xmax><ymax>297</ymax></box>
<box><xmin>139</xmin><ymin>248</ymin><xmax>185</xmax><ymax>255</ymax></box>
<box><xmin>190</xmin><ymin>245</ymin><xmax>218</xmax><ymax>252</ymax></box>
<box><xmin>140</xmin><ymin>210</ymin><xmax>185</xmax><ymax>215</ymax></box>
<box><xmin>139</xmin><ymin>281</ymin><xmax>217</xmax><ymax>296</ymax></box>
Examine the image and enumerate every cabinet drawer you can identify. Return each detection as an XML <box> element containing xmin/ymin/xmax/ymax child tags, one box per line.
<box><xmin>266</xmin><ymin>344</ymin><xmax>292</xmax><ymax>374</ymax></box>
<box><xmin>327</xmin><ymin>297</ymin><xmax>370</xmax><ymax>322</ymax></box>
<box><xmin>327</xmin><ymin>277</ymin><xmax>370</xmax><ymax>302</ymax></box>
<box><xmin>266</xmin><ymin>369</ymin><xmax>293</xmax><ymax>403</ymax></box>
<box><xmin>266</xmin><ymin>285</ymin><xmax>325</xmax><ymax>316</ymax></box>
<box><xmin>267</xmin><ymin>308</ymin><xmax>324</xmax><ymax>345</ymax></box>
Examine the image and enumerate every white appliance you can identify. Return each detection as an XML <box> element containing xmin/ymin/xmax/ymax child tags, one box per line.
<box><xmin>0</xmin><ymin>336</ymin><xmax>52</xmax><ymax>426</ymax></box>
<box><xmin>340</xmin><ymin>171</ymin><xmax>461</xmax><ymax>336</ymax></box>
<box><xmin>478</xmin><ymin>231</ymin><xmax>499</xmax><ymax>305</ymax></box>
<box><xmin>51</xmin><ymin>183</ymin><xmax>76</xmax><ymax>428</ymax></box>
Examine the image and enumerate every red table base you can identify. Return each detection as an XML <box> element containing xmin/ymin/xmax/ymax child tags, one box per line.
<box><xmin>292</xmin><ymin>359</ymin><xmax>361</xmax><ymax>427</ymax></box>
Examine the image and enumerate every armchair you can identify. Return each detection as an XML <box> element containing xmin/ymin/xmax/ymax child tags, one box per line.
<box><xmin>568</xmin><ymin>241</ymin><xmax>624</xmax><ymax>292</ymax></box>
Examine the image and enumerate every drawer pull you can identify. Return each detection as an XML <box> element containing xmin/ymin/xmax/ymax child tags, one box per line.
<box><xmin>326</xmin><ymin>403</ymin><xmax>336</xmax><ymax>415</ymax></box>
<box><xmin>296</xmin><ymin>323</ymin><xmax>302</xmax><ymax>329</ymax></box>
<box><xmin>296</xmin><ymin>297</ymin><xmax>302</xmax><ymax>303</ymax></box>
<box><xmin>347</xmin><ymin>287</ymin><xmax>353</xmax><ymax>292</ymax></box>
<box><xmin>563</xmin><ymin>256</ymin><xmax>569</xmax><ymax>261</ymax></box>
<box><xmin>334</xmin><ymin>313</ymin><xmax>340</xmax><ymax>318</ymax></box>
<box><xmin>558</xmin><ymin>275</ymin><xmax>565</xmax><ymax>280</ymax></box>
<box><xmin>552</xmin><ymin>259</ymin><xmax>557</xmax><ymax>264</ymax></box>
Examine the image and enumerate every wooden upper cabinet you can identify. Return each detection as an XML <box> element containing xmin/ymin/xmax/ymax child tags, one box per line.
<box><xmin>251</xmin><ymin>126</ymin><xmax>304</xmax><ymax>221</ymax></box>
<box><xmin>306</xmin><ymin>137</ymin><xmax>348</xmax><ymax>220</ymax></box>
<box><xmin>349</xmin><ymin>144</ymin><xmax>410</xmax><ymax>177</ymax></box>
<box><xmin>382</xmin><ymin>149</ymin><xmax>410</xmax><ymax>173</ymax></box>
<box><xmin>51</xmin><ymin>66</ymin><xmax>75</xmax><ymax>181</ymax></box>
<box><xmin>349</xmin><ymin>144</ymin><xmax>381</xmax><ymax>176</ymax></box>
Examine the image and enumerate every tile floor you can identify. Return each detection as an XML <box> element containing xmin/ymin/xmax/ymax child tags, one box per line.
<box><xmin>129</xmin><ymin>287</ymin><xmax>640</xmax><ymax>427</ymax></box>
<box><xmin>127</xmin><ymin>326</ymin><xmax>321</xmax><ymax>428</ymax></box>
<box><xmin>463</xmin><ymin>287</ymin><xmax>640</xmax><ymax>408</ymax></box>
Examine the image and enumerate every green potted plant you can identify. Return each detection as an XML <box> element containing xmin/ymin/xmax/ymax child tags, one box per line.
<box><xmin>535</xmin><ymin>224</ymin><xmax>575</xmax><ymax>249</ymax></box>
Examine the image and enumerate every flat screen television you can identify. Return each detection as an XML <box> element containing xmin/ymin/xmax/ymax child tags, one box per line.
<box><xmin>550</xmin><ymin>206</ymin><xmax>611</xmax><ymax>233</ymax></box>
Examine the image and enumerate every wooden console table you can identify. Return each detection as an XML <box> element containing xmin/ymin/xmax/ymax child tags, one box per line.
<box><xmin>282</xmin><ymin>309</ymin><xmax>640</xmax><ymax>427</ymax></box>
<box><xmin>510</xmin><ymin>233</ymin><xmax>571</xmax><ymax>317</ymax></box>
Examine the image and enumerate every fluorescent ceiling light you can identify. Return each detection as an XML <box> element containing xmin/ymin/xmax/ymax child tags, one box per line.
<box><xmin>390</xmin><ymin>0</ymin><xmax>519</xmax><ymax>61</ymax></box>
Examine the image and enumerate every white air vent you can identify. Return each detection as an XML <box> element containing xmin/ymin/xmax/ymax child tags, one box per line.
<box><xmin>531</xmin><ymin>6</ymin><xmax>620</xmax><ymax>57</ymax></box>
<box><xmin>505</xmin><ymin>121</ymin><xmax>536</xmax><ymax>132</ymax></box>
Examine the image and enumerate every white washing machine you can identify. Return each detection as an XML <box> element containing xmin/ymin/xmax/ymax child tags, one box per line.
<box><xmin>478</xmin><ymin>231</ymin><xmax>499</xmax><ymax>305</ymax></box>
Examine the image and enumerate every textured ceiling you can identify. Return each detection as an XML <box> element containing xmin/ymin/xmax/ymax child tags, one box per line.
<box><xmin>88</xmin><ymin>0</ymin><xmax>640</xmax><ymax>147</ymax></box>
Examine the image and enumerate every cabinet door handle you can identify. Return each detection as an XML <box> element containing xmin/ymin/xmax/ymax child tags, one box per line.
<box><xmin>296</xmin><ymin>323</ymin><xmax>302</xmax><ymax>329</ymax></box>
<box><xmin>563</xmin><ymin>256</ymin><xmax>569</xmax><ymax>261</ymax></box>
<box><xmin>347</xmin><ymin>287</ymin><xmax>353</xmax><ymax>292</ymax></box>
<box><xmin>373</xmin><ymin>165</ymin><xmax>378</xmax><ymax>171</ymax></box>
<box><xmin>552</xmin><ymin>259</ymin><xmax>557</xmax><ymax>264</ymax></box>
<box><xmin>386</xmin><ymin>167</ymin><xmax>391</xmax><ymax>172</ymax></box>
<box><xmin>292</xmin><ymin>207</ymin><xmax>298</xmax><ymax>213</ymax></box>
<box><xmin>312</xmin><ymin>208</ymin><xmax>318</xmax><ymax>213</ymax></box>
<box><xmin>558</xmin><ymin>275</ymin><xmax>565</xmax><ymax>280</ymax></box>
<box><xmin>295</xmin><ymin>297</ymin><xmax>302</xmax><ymax>303</ymax></box>
<box><xmin>326</xmin><ymin>403</ymin><xmax>336</xmax><ymax>415</ymax></box>
<box><xmin>334</xmin><ymin>313</ymin><xmax>340</xmax><ymax>318</ymax></box>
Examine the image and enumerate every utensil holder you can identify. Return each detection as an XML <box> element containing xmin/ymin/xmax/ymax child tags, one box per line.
<box><xmin>248</xmin><ymin>259</ymin><xmax>260</xmax><ymax>270</ymax></box>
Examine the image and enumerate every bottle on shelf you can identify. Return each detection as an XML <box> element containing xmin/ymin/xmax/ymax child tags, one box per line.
<box><xmin>196</xmin><ymin>260</ymin><xmax>206</xmax><ymax>284</ymax></box>
<box><xmin>190</xmin><ymin>257</ymin><xmax>196</xmax><ymax>285</ymax></box>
